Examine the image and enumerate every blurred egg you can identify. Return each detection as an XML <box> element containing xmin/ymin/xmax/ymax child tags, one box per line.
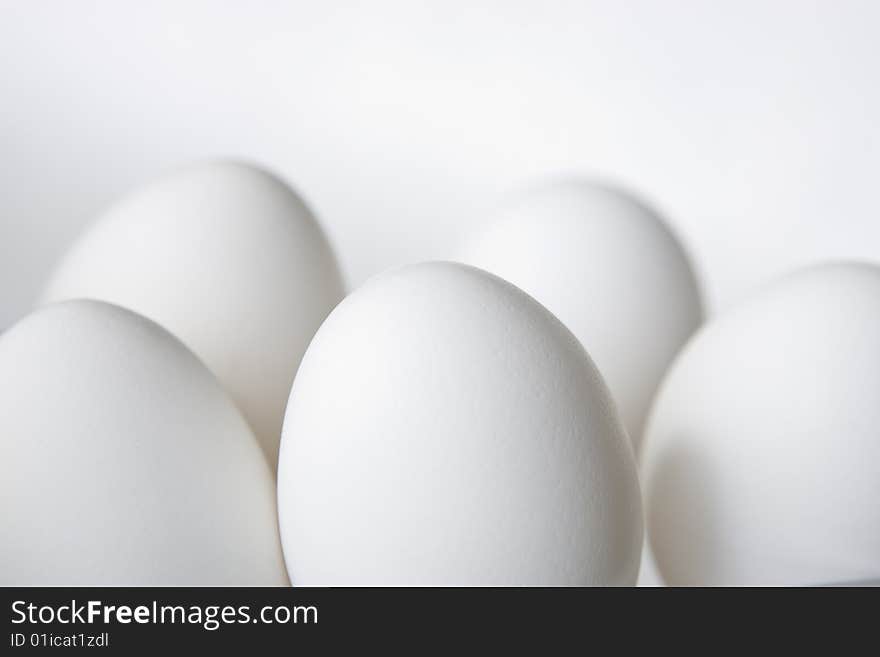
<box><xmin>40</xmin><ymin>160</ymin><xmax>345</xmax><ymax>469</ymax></box>
<box><xmin>0</xmin><ymin>300</ymin><xmax>287</xmax><ymax>585</ymax></box>
<box><xmin>455</xmin><ymin>178</ymin><xmax>703</xmax><ymax>449</ymax></box>
<box><xmin>642</xmin><ymin>263</ymin><xmax>880</xmax><ymax>586</ymax></box>
<box><xmin>277</xmin><ymin>262</ymin><xmax>642</xmax><ymax>585</ymax></box>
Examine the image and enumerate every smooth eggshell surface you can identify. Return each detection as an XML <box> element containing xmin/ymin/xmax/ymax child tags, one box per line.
<box><xmin>40</xmin><ymin>161</ymin><xmax>345</xmax><ymax>469</ymax></box>
<box><xmin>278</xmin><ymin>262</ymin><xmax>643</xmax><ymax>585</ymax></box>
<box><xmin>0</xmin><ymin>300</ymin><xmax>287</xmax><ymax>585</ymax></box>
<box><xmin>642</xmin><ymin>262</ymin><xmax>880</xmax><ymax>586</ymax></box>
<box><xmin>455</xmin><ymin>179</ymin><xmax>703</xmax><ymax>449</ymax></box>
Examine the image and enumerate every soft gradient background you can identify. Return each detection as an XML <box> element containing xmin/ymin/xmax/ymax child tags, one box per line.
<box><xmin>2</xmin><ymin>0</ymin><xmax>879</xmax><ymax>328</ymax></box>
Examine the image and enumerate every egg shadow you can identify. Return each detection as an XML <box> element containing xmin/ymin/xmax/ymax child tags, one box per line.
<box><xmin>646</xmin><ymin>441</ymin><xmax>723</xmax><ymax>587</ymax></box>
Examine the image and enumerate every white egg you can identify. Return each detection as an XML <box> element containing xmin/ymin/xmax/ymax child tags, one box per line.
<box><xmin>278</xmin><ymin>262</ymin><xmax>642</xmax><ymax>585</ymax></box>
<box><xmin>455</xmin><ymin>178</ymin><xmax>703</xmax><ymax>449</ymax></box>
<box><xmin>642</xmin><ymin>263</ymin><xmax>880</xmax><ymax>586</ymax></box>
<box><xmin>40</xmin><ymin>161</ymin><xmax>345</xmax><ymax>469</ymax></box>
<box><xmin>0</xmin><ymin>300</ymin><xmax>287</xmax><ymax>585</ymax></box>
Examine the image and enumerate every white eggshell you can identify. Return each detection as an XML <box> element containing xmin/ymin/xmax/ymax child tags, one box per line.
<box><xmin>0</xmin><ymin>300</ymin><xmax>287</xmax><ymax>585</ymax></box>
<box><xmin>642</xmin><ymin>263</ymin><xmax>880</xmax><ymax>586</ymax></box>
<box><xmin>455</xmin><ymin>179</ymin><xmax>703</xmax><ymax>448</ymax></box>
<box><xmin>40</xmin><ymin>161</ymin><xmax>345</xmax><ymax>468</ymax></box>
<box><xmin>278</xmin><ymin>262</ymin><xmax>642</xmax><ymax>585</ymax></box>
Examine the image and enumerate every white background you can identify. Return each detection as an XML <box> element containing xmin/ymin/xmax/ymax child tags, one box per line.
<box><xmin>2</xmin><ymin>0</ymin><xmax>879</xmax><ymax>327</ymax></box>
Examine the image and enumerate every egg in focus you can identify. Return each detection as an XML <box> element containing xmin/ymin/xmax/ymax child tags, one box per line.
<box><xmin>277</xmin><ymin>262</ymin><xmax>643</xmax><ymax>585</ymax></box>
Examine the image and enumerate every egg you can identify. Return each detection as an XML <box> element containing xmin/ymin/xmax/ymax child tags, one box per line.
<box><xmin>40</xmin><ymin>160</ymin><xmax>345</xmax><ymax>469</ymax></box>
<box><xmin>455</xmin><ymin>178</ymin><xmax>703</xmax><ymax>449</ymax></box>
<box><xmin>641</xmin><ymin>262</ymin><xmax>880</xmax><ymax>586</ymax></box>
<box><xmin>277</xmin><ymin>262</ymin><xmax>642</xmax><ymax>585</ymax></box>
<box><xmin>0</xmin><ymin>300</ymin><xmax>287</xmax><ymax>585</ymax></box>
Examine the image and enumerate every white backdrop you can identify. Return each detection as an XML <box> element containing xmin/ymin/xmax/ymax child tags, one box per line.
<box><xmin>2</xmin><ymin>0</ymin><xmax>879</xmax><ymax>328</ymax></box>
